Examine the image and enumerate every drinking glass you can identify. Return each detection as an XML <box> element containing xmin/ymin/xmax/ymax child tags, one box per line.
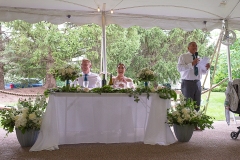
<box><xmin>118</xmin><ymin>81</ymin><xmax>126</xmax><ymax>89</ymax></box>
<box><xmin>114</xmin><ymin>80</ymin><xmax>120</xmax><ymax>88</ymax></box>
<box><xmin>83</xmin><ymin>81</ymin><xmax>89</xmax><ymax>88</ymax></box>
<box><xmin>95</xmin><ymin>81</ymin><xmax>100</xmax><ymax>88</ymax></box>
<box><xmin>127</xmin><ymin>82</ymin><xmax>131</xmax><ymax>88</ymax></box>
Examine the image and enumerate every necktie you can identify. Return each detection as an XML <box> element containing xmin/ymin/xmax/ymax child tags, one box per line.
<box><xmin>192</xmin><ymin>54</ymin><xmax>198</xmax><ymax>76</ymax></box>
<box><xmin>84</xmin><ymin>74</ymin><xmax>88</xmax><ymax>81</ymax></box>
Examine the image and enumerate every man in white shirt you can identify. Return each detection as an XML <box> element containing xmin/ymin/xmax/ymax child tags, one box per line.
<box><xmin>177</xmin><ymin>42</ymin><xmax>210</xmax><ymax>110</ymax></box>
<box><xmin>73</xmin><ymin>59</ymin><xmax>101</xmax><ymax>88</ymax></box>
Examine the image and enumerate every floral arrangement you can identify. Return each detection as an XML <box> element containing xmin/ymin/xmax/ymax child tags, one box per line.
<box><xmin>137</xmin><ymin>68</ymin><xmax>156</xmax><ymax>82</ymax></box>
<box><xmin>166</xmin><ymin>94</ymin><xmax>214</xmax><ymax>130</ymax></box>
<box><xmin>0</xmin><ymin>95</ymin><xmax>47</xmax><ymax>135</ymax></box>
<box><xmin>52</xmin><ymin>64</ymin><xmax>79</xmax><ymax>81</ymax></box>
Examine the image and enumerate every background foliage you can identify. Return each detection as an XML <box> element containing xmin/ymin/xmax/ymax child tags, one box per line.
<box><xmin>0</xmin><ymin>20</ymin><xmax>225</xmax><ymax>89</ymax></box>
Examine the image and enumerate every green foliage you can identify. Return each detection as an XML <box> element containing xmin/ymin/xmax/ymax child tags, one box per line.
<box><xmin>127</xmin><ymin>27</ymin><xmax>214</xmax><ymax>84</ymax></box>
<box><xmin>211</xmin><ymin>86</ymin><xmax>227</xmax><ymax>92</ymax></box>
<box><xmin>44</xmin><ymin>85</ymin><xmax>177</xmax><ymax>103</ymax></box>
<box><xmin>1</xmin><ymin>21</ymin><xmax>214</xmax><ymax>88</ymax></box>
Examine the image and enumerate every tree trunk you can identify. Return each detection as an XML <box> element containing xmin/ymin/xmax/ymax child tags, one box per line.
<box><xmin>0</xmin><ymin>24</ymin><xmax>5</xmax><ymax>90</ymax></box>
<box><xmin>43</xmin><ymin>52</ymin><xmax>56</xmax><ymax>88</ymax></box>
<box><xmin>0</xmin><ymin>63</ymin><xmax>5</xmax><ymax>90</ymax></box>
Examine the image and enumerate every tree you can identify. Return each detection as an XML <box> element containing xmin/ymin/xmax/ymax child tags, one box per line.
<box><xmin>106</xmin><ymin>25</ymin><xmax>140</xmax><ymax>76</ymax></box>
<box><xmin>1</xmin><ymin>21</ymin><xmax>214</xmax><ymax>89</ymax></box>
<box><xmin>0</xmin><ymin>23</ymin><xmax>10</xmax><ymax>89</ymax></box>
<box><xmin>4</xmin><ymin>21</ymin><xmax>101</xmax><ymax>88</ymax></box>
<box><xmin>127</xmin><ymin>27</ymin><xmax>214</xmax><ymax>84</ymax></box>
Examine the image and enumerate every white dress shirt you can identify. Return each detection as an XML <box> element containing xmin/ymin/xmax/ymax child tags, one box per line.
<box><xmin>177</xmin><ymin>52</ymin><xmax>207</xmax><ymax>80</ymax></box>
<box><xmin>72</xmin><ymin>72</ymin><xmax>101</xmax><ymax>88</ymax></box>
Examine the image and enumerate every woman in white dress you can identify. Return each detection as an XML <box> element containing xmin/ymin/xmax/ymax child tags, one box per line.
<box><xmin>112</xmin><ymin>63</ymin><xmax>135</xmax><ymax>89</ymax></box>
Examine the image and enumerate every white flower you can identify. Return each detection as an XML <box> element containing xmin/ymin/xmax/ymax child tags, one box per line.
<box><xmin>21</xmin><ymin>108</ymin><xmax>29</xmax><ymax>115</ymax></box>
<box><xmin>83</xmin><ymin>88</ymin><xmax>89</xmax><ymax>92</ymax></box>
<box><xmin>182</xmin><ymin>108</ymin><xmax>189</xmax><ymax>114</ymax></box>
<box><xmin>177</xmin><ymin>117</ymin><xmax>183</xmax><ymax>123</ymax></box>
<box><xmin>15</xmin><ymin>115</ymin><xmax>27</xmax><ymax>128</ymax></box>
<box><xmin>172</xmin><ymin>111</ymin><xmax>179</xmax><ymax>116</ymax></box>
<box><xmin>29</xmin><ymin>113</ymin><xmax>37</xmax><ymax>120</ymax></box>
<box><xmin>77</xmin><ymin>87</ymin><xmax>82</xmax><ymax>91</ymax></box>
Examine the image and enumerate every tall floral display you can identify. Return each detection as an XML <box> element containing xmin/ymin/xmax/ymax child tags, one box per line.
<box><xmin>53</xmin><ymin>64</ymin><xmax>79</xmax><ymax>89</ymax></box>
<box><xmin>137</xmin><ymin>68</ymin><xmax>156</xmax><ymax>87</ymax></box>
<box><xmin>166</xmin><ymin>94</ymin><xmax>214</xmax><ymax>142</ymax></box>
<box><xmin>0</xmin><ymin>95</ymin><xmax>48</xmax><ymax>147</ymax></box>
<box><xmin>0</xmin><ymin>95</ymin><xmax>47</xmax><ymax>135</ymax></box>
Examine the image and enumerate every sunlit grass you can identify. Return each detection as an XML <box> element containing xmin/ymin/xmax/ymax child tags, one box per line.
<box><xmin>202</xmin><ymin>92</ymin><xmax>226</xmax><ymax>121</ymax></box>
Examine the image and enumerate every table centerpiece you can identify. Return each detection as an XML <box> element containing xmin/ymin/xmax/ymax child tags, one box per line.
<box><xmin>52</xmin><ymin>64</ymin><xmax>79</xmax><ymax>91</ymax></box>
<box><xmin>136</xmin><ymin>68</ymin><xmax>156</xmax><ymax>87</ymax></box>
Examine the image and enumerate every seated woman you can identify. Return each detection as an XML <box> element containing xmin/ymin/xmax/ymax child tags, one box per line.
<box><xmin>112</xmin><ymin>63</ymin><xmax>135</xmax><ymax>89</ymax></box>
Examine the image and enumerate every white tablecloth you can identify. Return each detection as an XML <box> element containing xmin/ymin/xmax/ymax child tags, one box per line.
<box><xmin>30</xmin><ymin>93</ymin><xmax>176</xmax><ymax>151</ymax></box>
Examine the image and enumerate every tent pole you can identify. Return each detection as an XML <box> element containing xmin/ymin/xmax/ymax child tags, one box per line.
<box><xmin>204</xmin><ymin>31</ymin><xmax>223</xmax><ymax>113</ymax></box>
<box><xmin>202</xmin><ymin>30</ymin><xmax>224</xmax><ymax>88</ymax></box>
<box><xmin>101</xmin><ymin>10</ymin><xmax>107</xmax><ymax>78</ymax></box>
<box><xmin>227</xmin><ymin>43</ymin><xmax>232</xmax><ymax>81</ymax></box>
<box><xmin>224</xmin><ymin>20</ymin><xmax>232</xmax><ymax>82</ymax></box>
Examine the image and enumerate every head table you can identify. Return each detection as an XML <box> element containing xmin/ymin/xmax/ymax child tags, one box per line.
<box><xmin>30</xmin><ymin>92</ymin><xmax>176</xmax><ymax>151</ymax></box>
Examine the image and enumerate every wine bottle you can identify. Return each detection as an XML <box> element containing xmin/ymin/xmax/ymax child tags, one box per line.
<box><xmin>108</xmin><ymin>73</ymin><xmax>113</xmax><ymax>86</ymax></box>
<box><xmin>102</xmin><ymin>74</ymin><xmax>107</xmax><ymax>87</ymax></box>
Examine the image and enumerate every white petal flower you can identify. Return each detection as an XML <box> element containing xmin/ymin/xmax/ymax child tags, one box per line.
<box><xmin>83</xmin><ymin>88</ymin><xmax>89</xmax><ymax>92</ymax></box>
<box><xmin>172</xmin><ymin>111</ymin><xmax>179</xmax><ymax>116</ymax></box>
<box><xmin>29</xmin><ymin>113</ymin><xmax>37</xmax><ymax>120</ymax></box>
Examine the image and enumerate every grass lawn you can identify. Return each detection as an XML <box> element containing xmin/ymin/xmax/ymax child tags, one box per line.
<box><xmin>202</xmin><ymin>92</ymin><xmax>226</xmax><ymax>121</ymax></box>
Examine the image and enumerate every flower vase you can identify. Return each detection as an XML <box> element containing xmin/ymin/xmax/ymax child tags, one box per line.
<box><xmin>15</xmin><ymin>128</ymin><xmax>39</xmax><ymax>147</ymax></box>
<box><xmin>173</xmin><ymin>124</ymin><xmax>194</xmax><ymax>142</ymax></box>
<box><xmin>66</xmin><ymin>79</ymin><xmax>70</xmax><ymax>91</ymax></box>
<box><xmin>144</xmin><ymin>81</ymin><xmax>149</xmax><ymax>87</ymax></box>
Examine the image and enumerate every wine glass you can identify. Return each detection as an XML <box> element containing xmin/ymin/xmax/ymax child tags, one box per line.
<box><xmin>95</xmin><ymin>81</ymin><xmax>100</xmax><ymax>88</ymax></box>
<box><xmin>126</xmin><ymin>82</ymin><xmax>131</xmax><ymax>88</ymax></box>
<box><xmin>83</xmin><ymin>81</ymin><xmax>89</xmax><ymax>88</ymax></box>
<box><xmin>119</xmin><ymin>81</ymin><xmax>126</xmax><ymax>89</ymax></box>
<box><xmin>114</xmin><ymin>79</ymin><xmax>120</xmax><ymax>88</ymax></box>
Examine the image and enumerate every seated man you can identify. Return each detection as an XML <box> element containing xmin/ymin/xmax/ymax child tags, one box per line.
<box><xmin>112</xmin><ymin>63</ymin><xmax>135</xmax><ymax>89</ymax></box>
<box><xmin>72</xmin><ymin>58</ymin><xmax>101</xmax><ymax>88</ymax></box>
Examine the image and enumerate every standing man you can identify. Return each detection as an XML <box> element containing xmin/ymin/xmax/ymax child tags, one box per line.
<box><xmin>73</xmin><ymin>58</ymin><xmax>101</xmax><ymax>88</ymax></box>
<box><xmin>177</xmin><ymin>42</ymin><xmax>210</xmax><ymax>111</ymax></box>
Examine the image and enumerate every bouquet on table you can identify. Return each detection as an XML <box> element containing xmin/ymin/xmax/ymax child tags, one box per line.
<box><xmin>52</xmin><ymin>64</ymin><xmax>79</xmax><ymax>83</ymax></box>
<box><xmin>136</xmin><ymin>68</ymin><xmax>156</xmax><ymax>87</ymax></box>
<box><xmin>137</xmin><ymin>68</ymin><xmax>156</xmax><ymax>82</ymax></box>
<box><xmin>0</xmin><ymin>95</ymin><xmax>47</xmax><ymax>135</ymax></box>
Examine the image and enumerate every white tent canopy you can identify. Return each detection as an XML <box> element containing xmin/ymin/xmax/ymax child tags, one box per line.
<box><xmin>0</xmin><ymin>0</ymin><xmax>238</xmax><ymax>79</ymax></box>
<box><xmin>0</xmin><ymin>0</ymin><xmax>240</xmax><ymax>31</ymax></box>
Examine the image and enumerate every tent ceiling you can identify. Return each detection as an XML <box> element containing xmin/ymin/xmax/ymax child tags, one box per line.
<box><xmin>0</xmin><ymin>0</ymin><xmax>240</xmax><ymax>31</ymax></box>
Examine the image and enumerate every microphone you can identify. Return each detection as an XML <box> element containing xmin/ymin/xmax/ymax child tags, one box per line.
<box><xmin>195</xmin><ymin>52</ymin><xmax>198</xmax><ymax>58</ymax></box>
